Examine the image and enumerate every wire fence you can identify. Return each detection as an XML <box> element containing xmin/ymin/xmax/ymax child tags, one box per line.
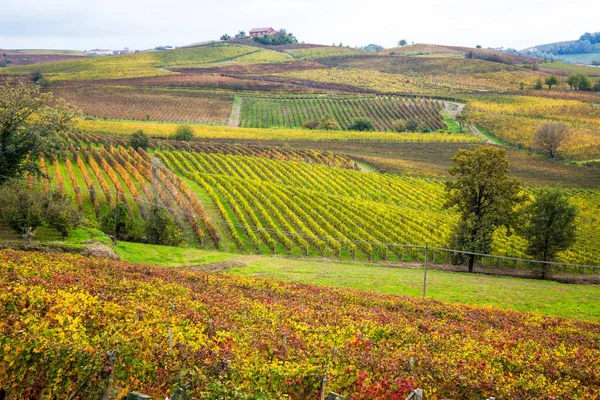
<box><xmin>4</xmin><ymin>174</ymin><xmax>599</xmax><ymax>280</ymax></box>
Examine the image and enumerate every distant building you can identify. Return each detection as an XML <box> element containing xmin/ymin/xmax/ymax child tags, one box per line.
<box><xmin>488</xmin><ymin>46</ymin><xmax>505</xmax><ymax>52</ymax></box>
<box><xmin>249</xmin><ymin>27</ymin><xmax>276</xmax><ymax>37</ymax></box>
<box><xmin>113</xmin><ymin>48</ymin><xmax>132</xmax><ymax>55</ymax></box>
<box><xmin>88</xmin><ymin>49</ymin><xmax>114</xmax><ymax>55</ymax></box>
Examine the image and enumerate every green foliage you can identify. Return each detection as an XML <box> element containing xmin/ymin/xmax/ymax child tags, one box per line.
<box><xmin>522</xmin><ymin>188</ymin><xmax>577</xmax><ymax>266</ymax></box>
<box><xmin>318</xmin><ymin>117</ymin><xmax>339</xmax><ymax>130</ymax></box>
<box><xmin>252</xmin><ymin>30</ymin><xmax>298</xmax><ymax>45</ymax></box>
<box><xmin>144</xmin><ymin>205</ymin><xmax>183</xmax><ymax>246</ymax></box>
<box><xmin>0</xmin><ymin>80</ymin><xmax>77</xmax><ymax>184</ymax></box>
<box><xmin>595</xmin><ymin>77</ymin><xmax>600</xmax><ymax>91</ymax></box>
<box><xmin>405</xmin><ymin>118</ymin><xmax>421</xmax><ymax>132</ymax></box>
<box><xmin>0</xmin><ymin>180</ymin><xmax>43</xmax><ymax>238</ymax></box>
<box><xmin>128</xmin><ymin>130</ymin><xmax>150</xmax><ymax>149</ymax></box>
<box><xmin>30</xmin><ymin>71</ymin><xmax>43</xmax><ymax>83</ymax></box>
<box><xmin>172</xmin><ymin>125</ymin><xmax>195</xmax><ymax>141</ymax></box>
<box><xmin>301</xmin><ymin>119</ymin><xmax>320</xmax><ymax>130</ymax></box>
<box><xmin>533</xmin><ymin>78</ymin><xmax>543</xmax><ymax>90</ymax></box>
<box><xmin>444</xmin><ymin>146</ymin><xmax>525</xmax><ymax>271</ymax></box>
<box><xmin>101</xmin><ymin>202</ymin><xmax>142</xmax><ymax>242</ymax></box>
<box><xmin>41</xmin><ymin>190</ymin><xmax>82</xmax><ymax>239</ymax></box>
<box><xmin>567</xmin><ymin>73</ymin><xmax>593</xmax><ymax>90</ymax></box>
<box><xmin>519</xmin><ymin>81</ymin><xmax>525</xmax><ymax>90</ymax></box>
<box><xmin>220</xmin><ymin>34</ymin><xmax>231</xmax><ymax>41</ymax></box>
<box><xmin>235</xmin><ymin>31</ymin><xmax>247</xmax><ymax>39</ymax></box>
<box><xmin>348</xmin><ymin>118</ymin><xmax>374</xmax><ymax>131</ymax></box>
<box><xmin>360</xmin><ymin>44</ymin><xmax>384</xmax><ymax>52</ymax></box>
<box><xmin>544</xmin><ymin>75</ymin><xmax>559</xmax><ymax>90</ymax></box>
<box><xmin>398</xmin><ymin>40</ymin><xmax>408</xmax><ymax>46</ymax></box>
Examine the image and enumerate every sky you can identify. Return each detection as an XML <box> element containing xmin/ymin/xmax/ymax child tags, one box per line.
<box><xmin>1</xmin><ymin>0</ymin><xmax>598</xmax><ymax>51</ymax></box>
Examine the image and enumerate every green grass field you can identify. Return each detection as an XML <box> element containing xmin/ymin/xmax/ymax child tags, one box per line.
<box><xmin>112</xmin><ymin>241</ymin><xmax>600</xmax><ymax>322</ymax></box>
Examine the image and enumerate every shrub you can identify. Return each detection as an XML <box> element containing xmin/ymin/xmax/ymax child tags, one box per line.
<box><xmin>318</xmin><ymin>117</ymin><xmax>339</xmax><ymax>130</ymax></box>
<box><xmin>533</xmin><ymin>78</ymin><xmax>543</xmax><ymax>90</ymax></box>
<box><xmin>172</xmin><ymin>125</ymin><xmax>194</xmax><ymax>141</ymax></box>
<box><xmin>129</xmin><ymin>130</ymin><xmax>150</xmax><ymax>149</ymax></box>
<box><xmin>41</xmin><ymin>190</ymin><xmax>82</xmax><ymax>239</ymax></box>
<box><xmin>145</xmin><ymin>205</ymin><xmax>182</xmax><ymax>246</ymax></box>
<box><xmin>30</xmin><ymin>71</ymin><xmax>43</xmax><ymax>84</ymax></box>
<box><xmin>302</xmin><ymin>119</ymin><xmax>320</xmax><ymax>130</ymax></box>
<box><xmin>405</xmin><ymin>119</ymin><xmax>420</xmax><ymax>132</ymax></box>
<box><xmin>348</xmin><ymin>118</ymin><xmax>374</xmax><ymax>131</ymax></box>
<box><xmin>394</xmin><ymin>121</ymin><xmax>406</xmax><ymax>132</ymax></box>
<box><xmin>101</xmin><ymin>202</ymin><xmax>142</xmax><ymax>242</ymax></box>
<box><xmin>595</xmin><ymin>78</ymin><xmax>600</xmax><ymax>91</ymax></box>
<box><xmin>0</xmin><ymin>180</ymin><xmax>43</xmax><ymax>239</ymax></box>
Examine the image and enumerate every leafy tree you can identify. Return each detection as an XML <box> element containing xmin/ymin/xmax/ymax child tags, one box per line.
<box><xmin>348</xmin><ymin>118</ymin><xmax>374</xmax><ymax>131</ymax></box>
<box><xmin>172</xmin><ymin>125</ymin><xmax>194</xmax><ymax>141</ymax></box>
<box><xmin>0</xmin><ymin>80</ymin><xmax>78</xmax><ymax>184</ymax></box>
<box><xmin>302</xmin><ymin>119</ymin><xmax>320</xmax><ymax>130</ymax></box>
<box><xmin>398</xmin><ymin>40</ymin><xmax>407</xmax><ymax>46</ymax></box>
<box><xmin>220</xmin><ymin>34</ymin><xmax>231</xmax><ymax>41</ymax></box>
<box><xmin>455</xmin><ymin>113</ymin><xmax>469</xmax><ymax>133</ymax></box>
<box><xmin>128</xmin><ymin>130</ymin><xmax>150</xmax><ymax>149</ymax></box>
<box><xmin>533</xmin><ymin>122</ymin><xmax>569</xmax><ymax>160</ymax></box>
<box><xmin>567</xmin><ymin>73</ymin><xmax>593</xmax><ymax>90</ymax></box>
<box><xmin>101</xmin><ymin>202</ymin><xmax>142</xmax><ymax>242</ymax></box>
<box><xmin>0</xmin><ymin>180</ymin><xmax>43</xmax><ymax>239</ymax></box>
<box><xmin>31</xmin><ymin>71</ymin><xmax>43</xmax><ymax>84</ymax></box>
<box><xmin>522</xmin><ymin>188</ymin><xmax>577</xmax><ymax>279</ymax></box>
<box><xmin>405</xmin><ymin>119</ymin><xmax>420</xmax><ymax>132</ymax></box>
<box><xmin>519</xmin><ymin>81</ymin><xmax>525</xmax><ymax>90</ymax></box>
<box><xmin>533</xmin><ymin>78</ymin><xmax>543</xmax><ymax>90</ymax></box>
<box><xmin>235</xmin><ymin>31</ymin><xmax>247</xmax><ymax>39</ymax></box>
<box><xmin>545</xmin><ymin>75</ymin><xmax>558</xmax><ymax>90</ymax></box>
<box><xmin>360</xmin><ymin>44</ymin><xmax>383</xmax><ymax>52</ymax></box>
<box><xmin>476</xmin><ymin>45</ymin><xmax>482</xmax><ymax>49</ymax></box>
<box><xmin>444</xmin><ymin>146</ymin><xmax>525</xmax><ymax>272</ymax></box>
<box><xmin>145</xmin><ymin>205</ymin><xmax>182</xmax><ymax>246</ymax></box>
<box><xmin>253</xmin><ymin>30</ymin><xmax>298</xmax><ymax>45</ymax></box>
<box><xmin>318</xmin><ymin>117</ymin><xmax>339</xmax><ymax>130</ymax></box>
<box><xmin>41</xmin><ymin>190</ymin><xmax>82</xmax><ymax>239</ymax></box>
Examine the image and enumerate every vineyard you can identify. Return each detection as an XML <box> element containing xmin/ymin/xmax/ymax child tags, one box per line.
<box><xmin>27</xmin><ymin>130</ymin><xmax>600</xmax><ymax>266</ymax></box>
<box><xmin>52</xmin><ymin>86</ymin><xmax>235</xmax><ymax>124</ymax></box>
<box><xmin>467</xmin><ymin>95</ymin><xmax>600</xmax><ymax>159</ymax></box>
<box><xmin>76</xmin><ymin>118</ymin><xmax>481</xmax><ymax>143</ymax></box>
<box><xmin>238</xmin><ymin>95</ymin><xmax>447</xmax><ymax>131</ymax></box>
<box><xmin>2</xmin><ymin>250</ymin><xmax>600</xmax><ymax>399</ymax></box>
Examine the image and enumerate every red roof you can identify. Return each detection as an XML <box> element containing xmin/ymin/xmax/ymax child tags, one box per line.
<box><xmin>249</xmin><ymin>27</ymin><xmax>275</xmax><ymax>33</ymax></box>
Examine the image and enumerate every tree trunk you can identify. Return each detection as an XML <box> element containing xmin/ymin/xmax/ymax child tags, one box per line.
<box><xmin>468</xmin><ymin>254</ymin><xmax>475</xmax><ymax>273</ymax></box>
<box><xmin>541</xmin><ymin>262</ymin><xmax>550</xmax><ymax>280</ymax></box>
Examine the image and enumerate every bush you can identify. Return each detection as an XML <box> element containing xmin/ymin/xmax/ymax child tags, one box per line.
<box><xmin>318</xmin><ymin>117</ymin><xmax>339</xmax><ymax>130</ymax></box>
<box><xmin>172</xmin><ymin>125</ymin><xmax>194</xmax><ymax>141</ymax></box>
<box><xmin>0</xmin><ymin>181</ymin><xmax>43</xmax><ymax>239</ymax></box>
<box><xmin>101</xmin><ymin>202</ymin><xmax>142</xmax><ymax>242</ymax></box>
<box><xmin>405</xmin><ymin>119</ymin><xmax>420</xmax><ymax>132</ymax></box>
<box><xmin>129</xmin><ymin>130</ymin><xmax>150</xmax><ymax>149</ymax></box>
<box><xmin>253</xmin><ymin>29</ymin><xmax>298</xmax><ymax>45</ymax></box>
<box><xmin>348</xmin><ymin>118</ymin><xmax>374</xmax><ymax>131</ymax></box>
<box><xmin>595</xmin><ymin>78</ymin><xmax>600</xmax><ymax>91</ymax></box>
<box><xmin>41</xmin><ymin>190</ymin><xmax>82</xmax><ymax>239</ymax></box>
<box><xmin>533</xmin><ymin>79</ymin><xmax>543</xmax><ymax>90</ymax></box>
<box><xmin>394</xmin><ymin>121</ymin><xmax>406</xmax><ymax>132</ymax></box>
<box><xmin>145</xmin><ymin>205</ymin><xmax>182</xmax><ymax>246</ymax></box>
<box><xmin>31</xmin><ymin>71</ymin><xmax>43</xmax><ymax>84</ymax></box>
<box><xmin>37</xmin><ymin>77</ymin><xmax>50</xmax><ymax>88</ymax></box>
<box><xmin>421</xmin><ymin>126</ymin><xmax>432</xmax><ymax>133</ymax></box>
<box><xmin>302</xmin><ymin>119</ymin><xmax>320</xmax><ymax>130</ymax></box>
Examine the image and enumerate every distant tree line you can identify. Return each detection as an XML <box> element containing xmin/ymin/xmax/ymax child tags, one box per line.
<box><xmin>360</xmin><ymin>44</ymin><xmax>383</xmax><ymax>52</ymax></box>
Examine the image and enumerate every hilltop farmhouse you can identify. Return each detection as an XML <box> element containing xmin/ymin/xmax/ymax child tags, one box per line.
<box><xmin>249</xmin><ymin>27</ymin><xmax>276</xmax><ymax>37</ymax></box>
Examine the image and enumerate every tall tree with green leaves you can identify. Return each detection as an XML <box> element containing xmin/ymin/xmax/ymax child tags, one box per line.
<box><xmin>545</xmin><ymin>75</ymin><xmax>559</xmax><ymax>90</ymax></box>
<box><xmin>522</xmin><ymin>188</ymin><xmax>577</xmax><ymax>279</ymax></box>
<box><xmin>145</xmin><ymin>205</ymin><xmax>182</xmax><ymax>246</ymax></box>
<box><xmin>444</xmin><ymin>146</ymin><xmax>525</xmax><ymax>272</ymax></box>
<box><xmin>0</xmin><ymin>80</ymin><xmax>78</xmax><ymax>184</ymax></box>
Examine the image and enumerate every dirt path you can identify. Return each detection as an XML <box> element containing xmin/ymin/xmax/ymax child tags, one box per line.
<box><xmin>444</xmin><ymin>101</ymin><xmax>494</xmax><ymax>144</ymax></box>
<box><xmin>228</xmin><ymin>97</ymin><xmax>242</xmax><ymax>127</ymax></box>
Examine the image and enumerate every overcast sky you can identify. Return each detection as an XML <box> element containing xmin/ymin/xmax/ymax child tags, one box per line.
<box><xmin>1</xmin><ymin>0</ymin><xmax>597</xmax><ymax>51</ymax></box>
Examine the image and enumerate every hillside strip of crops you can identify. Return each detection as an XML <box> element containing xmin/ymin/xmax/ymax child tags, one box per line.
<box><xmin>158</xmin><ymin>150</ymin><xmax>600</xmax><ymax>266</ymax></box>
<box><xmin>4</xmin><ymin>250</ymin><xmax>600</xmax><ymax>399</ymax></box>
<box><xmin>239</xmin><ymin>95</ymin><xmax>446</xmax><ymax>131</ymax></box>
